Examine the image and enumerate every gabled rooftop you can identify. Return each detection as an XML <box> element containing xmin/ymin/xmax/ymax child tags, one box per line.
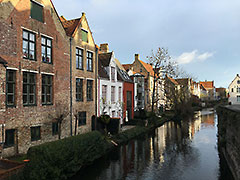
<box><xmin>60</xmin><ymin>16</ymin><xmax>82</xmax><ymax>37</ymax></box>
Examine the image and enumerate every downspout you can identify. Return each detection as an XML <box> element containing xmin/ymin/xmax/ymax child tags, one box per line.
<box><xmin>70</xmin><ymin>37</ymin><xmax>73</xmax><ymax>136</ymax></box>
<box><xmin>95</xmin><ymin>45</ymin><xmax>98</xmax><ymax>128</ymax></box>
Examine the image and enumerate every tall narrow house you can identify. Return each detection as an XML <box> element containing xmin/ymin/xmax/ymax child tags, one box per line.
<box><xmin>60</xmin><ymin>13</ymin><xmax>97</xmax><ymax>134</ymax></box>
<box><xmin>0</xmin><ymin>0</ymin><xmax>70</xmax><ymax>157</ymax></box>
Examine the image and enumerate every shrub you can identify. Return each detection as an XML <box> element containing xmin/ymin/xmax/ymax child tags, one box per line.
<box><xmin>107</xmin><ymin>118</ymin><xmax>120</xmax><ymax>135</ymax></box>
<box><xmin>23</xmin><ymin>131</ymin><xmax>112</xmax><ymax>180</ymax></box>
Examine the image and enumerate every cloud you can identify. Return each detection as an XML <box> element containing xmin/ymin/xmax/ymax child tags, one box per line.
<box><xmin>176</xmin><ymin>50</ymin><xmax>197</xmax><ymax>64</ymax></box>
<box><xmin>176</xmin><ymin>50</ymin><xmax>215</xmax><ymax>64</ymax></box>
<box><xmin>197</xmin><ymin>52</ymin><xmax>214</xmax><ymax>61</ymax></box>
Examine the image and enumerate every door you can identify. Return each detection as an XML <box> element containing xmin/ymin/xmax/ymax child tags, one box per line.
<box><xmin>127</xmin><ymin>91</ymin><xmax>132</xmax><ymax>120</ymax></box>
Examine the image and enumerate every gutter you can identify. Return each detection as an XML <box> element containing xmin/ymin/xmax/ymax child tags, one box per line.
<box><xmin>95</xmin><ymin>45</ymin><xmax>98</xmax><ymax>128</ymax></box>
<box><xmin>70</xmin><ymin>38</ymin><xmax>73</xmax><ymax>136</ymax></box>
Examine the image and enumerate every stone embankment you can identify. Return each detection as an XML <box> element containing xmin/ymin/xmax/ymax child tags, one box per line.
<box><xmin>217</xmin><ymin>105</ymin><xmax>240</xmax><ymax>180</ymax></box>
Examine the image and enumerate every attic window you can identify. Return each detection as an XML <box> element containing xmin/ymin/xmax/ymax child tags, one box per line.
<box><xmin>30</xmin><ymin>0</ymin><xmax>43</xmax><ymax>22</ymax></box>
<box><xmin>81</xmin><ymin>29</ymin><xmax>88</xmax><ymax>42</ymax></box>
<box><xmin>237</xmin><ymin>80</ymin><xmax>240</xmax><ymax>84</ymax></box>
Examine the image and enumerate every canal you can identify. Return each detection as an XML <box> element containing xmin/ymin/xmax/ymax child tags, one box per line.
<box><xmin>71</xmin><ymin>109</ymin><xmax>234</xmax><ymax>180</ymax></box>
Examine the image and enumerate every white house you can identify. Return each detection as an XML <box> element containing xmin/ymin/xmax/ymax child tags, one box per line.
<box><xmin>228</xmin><ymin>74</ymin><xmax>240</xmax><ymax>105</ymax></box>
<box><xmin>97</xmin><ymin>44</ymin><xmax>124</xmax><ymax>123</ymax></box>
<box><xmin>128</xmin><ymin>71</ymin><xmax>145</xmax><ymax>111</ymax></box>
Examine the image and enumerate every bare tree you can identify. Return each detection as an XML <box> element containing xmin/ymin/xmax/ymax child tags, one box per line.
<box><xmin>147</xmin><ymin>47</ymin><xmax>178</xmax><ymax>113</ymax></box>
<box><xmin>49</xmin><ymin>99</ymin><xmax>69</xmax><ymax>139</ymax></box>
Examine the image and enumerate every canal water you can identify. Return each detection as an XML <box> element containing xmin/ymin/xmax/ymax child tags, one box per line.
<box><xmin>71</xmin><ymin>109</ymin><xmax>234</xmax><ymax>180</ymax></box>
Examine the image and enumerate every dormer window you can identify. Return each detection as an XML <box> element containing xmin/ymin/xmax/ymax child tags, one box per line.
<box><xmin>111</xmin><ymin>67</ymin><xmax>115</xmax><ymax>81</ymax></box>
<box><xmin>30</xmin><ymin>0</ymin><xmax>43</xmax><ymax>23</ymax></box>
<box><xmin>81</xmin><ymin>29</ymin><xmax>88</xmax><ymax>42</ymax></box>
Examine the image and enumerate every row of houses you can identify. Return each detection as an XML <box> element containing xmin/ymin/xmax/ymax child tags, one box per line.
<box><xmin>0</xmin><ymin>0</ymin><xmax>226</xmax><ymax>157</ymax></box>
<box><xmin>0</xmin><ymin>0</ymin><xmax>163</xmax><ymax>157</ymax></box>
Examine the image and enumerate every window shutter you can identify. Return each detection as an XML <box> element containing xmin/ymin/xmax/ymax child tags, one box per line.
<box><xmin>31</xmin><ymin>1</ymin><xmax>43</xmax><ymax>22</ymax></box>
<box><xmin>81</xmin><ymin>30</ymin><xmax>88</xmax><ymax>42</ymax></box>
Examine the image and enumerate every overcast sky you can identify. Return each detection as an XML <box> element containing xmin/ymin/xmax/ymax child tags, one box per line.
<box><xmin>52</xmin><ymin>0</ymin><xmax>240</xmax><ymax>88</ymax></box>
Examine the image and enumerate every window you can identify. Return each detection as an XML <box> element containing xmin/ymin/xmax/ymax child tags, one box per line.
<box><xmin>111</xmin><ymin>86</ymin><xmax>115</xmax><ymax>104</ymax></box>
<box><xmin>112</xmin><ymin>111</ymin><xmax>115</xmax><ymax>118</ymax></box>
<box><xmin>237</xmin><ymin>80</ymin><xmax>240</xmax><ymax>84</ymax></box>
<box><xmin>76</xmin><ymin>78</ymin><xmax>83</xmax><ymax>101</ymax></box>
<box><xmin>111</xmin><ymin>67</ymin><xmax>115</xmax><ymax>81</ymax></box>
<box><xmin>41</xmin><ymin>36</ymin><xmax>52</xmax><ymax>63</ymax></box>
<box><xmin>81</xmin><ymin>29</ymin><xmax>88</xmax><ymax>42</ymax></box>
<box><xmin>140</xmin><ymin>68</ymin><xmax>142</xmax><ymax>73</ymax></box>
<box><xmin>87</xmin><ymin>51</ymin><xmax>93</xmax><ymax>71</ymax></box>
<box><xmin>23</xmin><ymin>30</ymin><xmax>36</xmax><ymax>60</ymax></box>
<box><xmin>6</xmin><ymin>70</ymin><xmax>16</xmax><ymax>107</ymax></box>
<box><xmin>23</xmin><ymin>72</ymin><xmax>36</xmax><ymax>106</ymax></box>
<box><xmin>5</xmin><ymin>129</ymin><xmax>15</xmax><ymax>147</ymax></box>
<box><xmin>30</xmin><ymin>0</ymin><xmax>43</xmax><ymax>22</ymax></box>
<box><xmin>119</xmin><ymin>87</ymin><xmax>122</xmax><ymax>102</ymax></box>
<box><xmin>76</xmin><ymin>48</ymin><xmax>83</xmax><ymax>70</ymax></box>
<box><xmin>31</xmin><ymin>126</ymin><xmax>41</xmax><ymax>141</ymax></box>
<box><xmin>237</xmin><ymin>96</ymin><xmax>240</xmax><ymax>102</ymax></box>
<box><xmin>78</xmin><ymin>112</ymin><xmax>86</xmax><ymax>126</ymax></box>
<box><xmin>232</xmin><ymin>88</ymin><xmax>234</xmax><ymax>92</ymax></box>
<box><xmin>52</xmin><ymin>122</ymin><xmax>59</xmax><ymax>135</ymax></box>
<box><xmin>42</xmin><ymin>75</ymin><xmax>53</xmax><ymax>105</ymax></box>
<box><xmin>237</xmin><ymin>87</ymin><xmax>240</xmax><ymax>93</ymax></box>
<box><xmin>102</xmin><ymin>85</ymin><xmax>107</xmax><ymax>102</ymax></box>
<box><xmin>87</xmin><ymin>80</ymin><xmax>93</xmax><ymax>101</ymax></box>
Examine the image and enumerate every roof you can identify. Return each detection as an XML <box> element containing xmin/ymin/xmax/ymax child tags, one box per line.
<box><xmin>139</xmin><ymin>60</ymin><xmax>154</xmax><ymax>76</ymax></box>
<box><xmin>115</xmin><ymin>59</ymin><xmax>125</xmax><ymax>71</ymax></box>
<box><xmin>216</xmin><ymin>88</ymin><xmax>226</xmax><ymax>92</ymax></box>
<box><xmin>200</xmin><ymin>84</ymin><xmax>207</xmax><ymax>91</ymax></box>
<box><xmin>200</xmin><ymin>81</ymin><xmax>214</xmax><ymax>90</ymax></box>
<box><xmin>122</xmin><ymin>64</ymin><xmax>132</xmax><ymax>71</ymax></box>
<box><xmin>166</xmin><ymin>75</ymin><xmax>178</xmax><ymax>85</ymax></box>
<box><xmin>115</xmin><ymin>59</ymin><xmax>132</xmax><ymax>83</ymax></box>
<box><xmin>98</xmin><ymin>52</ymin><xmax>113</xmax><ymax>67</ymax></box>
<box><xmin>117</xmin><ymin>67</ymin><xmax>132</xmax><ymax>83</ymax></box>
<box><xmin>175</xmin><ymin>78</ymin><xmax>191</xmax><ymax>86</ymax></box>
<box><xmin>0</xmin><ymin>56</ymin><xmax>7</xmax><ymax>65</ymax></box>
<box><xmin>98</xmin><ymin>59</ymin><xmax>109</xmax><ymax>79</ymax></box>
<box><xmin>60</xmin><ymin>16</ymin><xmax>82</xmax><ymax>37</ymax></box>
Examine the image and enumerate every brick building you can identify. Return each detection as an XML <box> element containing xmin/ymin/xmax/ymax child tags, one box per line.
<box><xmin>0</xmin><ymin>0</ymin><xmax>71</xmax><ymax>157</ymax></box>
<box><xmin>60</xmin><ymin>13</ymin><xmax>97</xmax><ymax>134</ymax></box>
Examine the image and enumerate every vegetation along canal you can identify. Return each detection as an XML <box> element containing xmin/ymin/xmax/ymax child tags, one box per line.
<box><xmin>71</xmin><ymin>109</ymin><xmax>234</xmax><ymax>180</ymax></box>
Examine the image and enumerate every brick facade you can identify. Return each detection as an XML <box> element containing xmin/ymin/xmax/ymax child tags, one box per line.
<box><xmin>0</xmin><ymin>0</ymin><xmax>71</xmax><ymax>157</ymax></box>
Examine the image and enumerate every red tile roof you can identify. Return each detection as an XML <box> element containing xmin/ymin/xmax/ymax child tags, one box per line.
<box><xmin>139</xmin><ymin>60</ymin><xmax>154</xmax><ymax>76</ymax></box>
<box><xmin>60</xmin><ymin>16</ymin><xmax>82</xmax><ymax>37</ymax></box>
<box><xmin>166</xmin><ymin>75</ymin><xmax>179</xmax><ymax>85</ymax></box>
<box><xmin>122</xmin><ymin>64</ymin><xmax>132</xmax><ymax>71</ymax></box>
<box><xmin>200</xmin><ymin>81</ymin><xmax>214</xmax><ymax>90</ymax></box>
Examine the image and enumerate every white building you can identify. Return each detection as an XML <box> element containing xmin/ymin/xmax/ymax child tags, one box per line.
<box><xmin>228</xmin><ymin>74</ymin><xmax>240</xmax><ymax>105</ymax></box>
<box><xmin>128</xmin><ymin>71</ymin><xmax>145</xmax><ymax>111</ymax></box>
<box><xmin>97</xmin><ymin>44</ymin><xmax>123</xmax><ymax>123</ymax></box>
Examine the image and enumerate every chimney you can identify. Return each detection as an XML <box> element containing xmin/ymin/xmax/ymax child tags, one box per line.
<box><xmin>135</xmin><ymin>54</ymin><xmax>139</xmax><ymax>61</ymax></box>
<box><xmin>100</xmin><ymin>43</ymin><xmax>109</xmax><ymax>53</ymax></box>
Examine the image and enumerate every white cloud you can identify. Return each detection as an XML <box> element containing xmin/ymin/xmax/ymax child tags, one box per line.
<box><xmin>197</xmin><ymin>52</ymin><xmax>214</xmax><ymax>61</ymax></box>
<box><xmin>176</xmin><ymin>50</ymin><xmax>215</xmax><ymax>64</ymax></box>
<box><xmin>176</xmin><ymin>50</ymin><xmax>197</xmax><ymax>64</ymax></box>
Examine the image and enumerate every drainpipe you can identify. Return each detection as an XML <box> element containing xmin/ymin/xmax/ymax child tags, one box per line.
<box><xmin>70</xmin><ymin>37</ymin><xmax>73</xmax><ymax>136</ymax></box>
<box><xmin>95</xmin><ymin>45</ymin><xmax>98</xmax><ymax>130</ymax></box>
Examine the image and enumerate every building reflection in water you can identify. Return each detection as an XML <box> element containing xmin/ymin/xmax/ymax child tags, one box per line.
<box><xmin>71</xmin><ymin>109</ymin><xmax>231</xmax><ymax>180</ymax></box>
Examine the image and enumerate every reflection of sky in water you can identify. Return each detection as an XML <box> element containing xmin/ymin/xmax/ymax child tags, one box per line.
<box><xmin>71</xmin><ymin>110</ymin><xmax>232</xmax><ymax>180</ymax></box>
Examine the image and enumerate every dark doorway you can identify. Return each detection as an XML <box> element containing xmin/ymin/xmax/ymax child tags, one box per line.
<box><xmin>91</xmin><ymin>115</ymin><xmax>96</xmax><ymax>131</ymax></box>
<box><xmin>127</xmin><ymin>91</ymin><xmax>132</xmax><ymax>120</ymax></box>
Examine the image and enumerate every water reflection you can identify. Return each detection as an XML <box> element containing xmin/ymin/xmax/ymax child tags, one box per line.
<box><xmin>71</xmin><ymin>109</ymin><xmax>233</xmax><ymax>180</ymax></box>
